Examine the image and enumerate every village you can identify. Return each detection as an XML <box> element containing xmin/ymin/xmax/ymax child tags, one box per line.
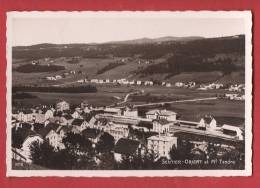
<box><xmin>11</xmin><ymin>97</ymin><xmax>244</xmax><ymax>169</ymax></box>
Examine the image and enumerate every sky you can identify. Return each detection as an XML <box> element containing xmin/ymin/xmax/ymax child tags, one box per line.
<box><xmin>11</xmin><ymin>14</ymin><xmax>245</xmax><ymax>46</ymax></box>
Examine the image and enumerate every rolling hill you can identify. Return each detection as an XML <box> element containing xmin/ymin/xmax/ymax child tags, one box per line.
<box><xmin>12</xmin><ymin>35</ymin><xmax>245</xmax><ymax>85</ymax></box>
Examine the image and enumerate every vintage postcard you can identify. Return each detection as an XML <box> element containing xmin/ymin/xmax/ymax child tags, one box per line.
<box><xmin>6</xmin><ymin>11</ymin><xmax>252</xmax><ymax>177</ymax></box>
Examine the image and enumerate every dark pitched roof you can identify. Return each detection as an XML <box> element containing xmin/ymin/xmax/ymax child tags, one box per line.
<box><xmin>82</xmin><ymin>113</ymin><xmax>93</xmax><ymax>122</ymax></box>
<box><xmin>56</xmin><ymin>125</ymin><xmax>72</xmax><ymax>134</ymax></box>
<box><xmin>114</xmin><ymin>138</ymin><xmax>140</xmax><ymax>155</ymax></box>
<box><xmin>37</xmin><ymin>123</ymin><xmax>60</xmax><ymax>138</ymax></box>
<box><xmin>63</xmin><ymin>114</ymin><xmax>73</xmax><ymax>120</ymax></box>
<box><xmin>71</xmin><ymin>119</ymin><xmax>85</xmax><ymax>126</ymax></box>
<box><xmin>203</xmin><ymin>115</ymin><xmax>214</xmax><ymax>124</ymax></box>
<box><xmin>82</xmin><ymin>128</ymin><xmax>101</xmax><ymax>139</ymax></box>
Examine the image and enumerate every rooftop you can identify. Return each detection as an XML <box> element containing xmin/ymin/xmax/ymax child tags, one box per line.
<box><xmin>71</xmin><ymin>118</ymin><xmax>85</xmax><ymax>126</ymax></box>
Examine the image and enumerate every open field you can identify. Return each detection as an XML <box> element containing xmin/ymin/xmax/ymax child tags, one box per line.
<box><xmin>12</xmin><ymin>85</ymin><xmax>245</xmax><ymax>127</ymax></box>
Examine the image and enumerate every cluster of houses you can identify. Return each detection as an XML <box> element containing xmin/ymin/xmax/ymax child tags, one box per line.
<box><xmin>46</xmin><ymin>70</ymin><xmax>77</xmax><ymax>81</ymax></box>
<box><xmin>174</xmin><ymin>82</ymin><xmax>196</xmax><ymax>88</ymax></box>
<box><xmin>227</xmin><ymin>84</ymin><xmax>245</xmax><ymax>92</ymax></box>
<box><xmin>89</xmin><ymin>78</ymin><xmax>154</xmax><ymax>86</ymax></box>
<box><xmin>198</xmin><ymin>83</ymin><xmax>224</xmax><ymax>90</ymax></box>
<box><xmin>224</xmin><ymin>93</ymin><xmax>245</xmax><ymax>101</ymax></box>
<box><xmin>12</xmin><ymin>100</ymin><xmax>244</xmax><ymax>164</ymax></box>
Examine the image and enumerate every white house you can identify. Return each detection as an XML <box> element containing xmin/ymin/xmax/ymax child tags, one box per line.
<box><xmin>44</xmin><ymin>109</ymin><xmax>54</xmax><ymax>120</ymax></box>
<box><xmin>71</xmin><ymin>119</ymin><xmax>88</xmax><ymax>133</ymax></box>
<box><xmin>147</xmin><ymin>135</ymin><xmax>177</xmax><ymax>159</ymax></box>
<box><xmin>72</xmin><ymin>110</ymin><xmax>82</xmax><ymax>119</ymax></box>
<box><xmin>123</xmin><ymin>107</ymin><xmax>138</xmax><ymax>117</ymax></box>
<box><xmin>17</xmin><ymin>109</ymin><xmax>34</xmax><ymax>122</ymax></box>
<box><xmin>166</xmin><ymin>83</ymin><xmax>172</xmax><ymax>87</ymax></box>
<box><xmin>197</xmin><ymin>115</ymin><xmax>217</xmax><ymax>131</ymax></box>
<box><xmin>55</xmin><ymin>75</ymin><xmax>62</xmax><ymax>80</ymax></box>
<box><xmin>45</xmin><ymin>128</ymin><xmax>64</xmax><ymax>150</ymax></box>
<box><xmin>175</xmin><ymin>82</ymin><xmax>184</xmax><ymax>87</ymax></box>
<box><xmin>146</xmin><ymin>109</ymin><xmax>177</xmax><ymax>122</ymax></box>
<box><xmin>90</xmin><ymin>79</ymin><xmax>99</xmax><ymax>83</ymax></box>
<box><xmin>56</xmin><ymin>100</ymin><xmax>70</xmax><ymax>112</ymax></box>
<box><xmin>136</xmin><ymin>81</ymin><xmax>142</xmax><ymax>85</ymax></box>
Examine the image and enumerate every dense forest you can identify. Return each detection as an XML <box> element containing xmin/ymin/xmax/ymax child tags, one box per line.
<box><xmin>13</xmin><ymin>35</ymin><xmax>245</xmax><ymax>61</ymax></box>
<box><xmin>13</xmin><ymin>85</ymin><xmax>98</xmax><ymax>93</ymax></box>
<box><xmin>15</xmin><ymin>64</ymin><xmax>65</xmax><ymax>73</ymax></box>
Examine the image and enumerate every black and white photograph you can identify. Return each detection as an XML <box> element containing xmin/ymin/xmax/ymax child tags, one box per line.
<box><xmin>6</xmin><ymin>11</ymin><xmax>252</xmax><ymax>177</ymax></box>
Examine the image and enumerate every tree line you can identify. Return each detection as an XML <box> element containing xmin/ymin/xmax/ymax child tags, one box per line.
<box><xmin>13</xmin><ymin>85</ymin><xmax>98</xmax><ymax>93</ymax></box>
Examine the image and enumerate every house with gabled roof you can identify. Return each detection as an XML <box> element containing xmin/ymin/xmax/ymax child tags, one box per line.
<box><xmin>146</xmin><ymin>109</ymin><xmax>177</xmax><ymax>122</ymax></box>
<box><xmin>197</xmin><ymin>115</ymin><xmax>217</xmax><ymax>131</ymax></box>
<box><xmin>71</xmin><ymin>118</ymin><xmax>88</xmax><ymax>133</ymax></box>
<box><xmin>81</xmin><ymin>128</ymin><xmax>103</xmax><ymax>144</ymax></box>
<box><xmin>17</xmin><ymin>109</ymin><xmax>34</xmax><ymax>122</ymax></box>
<box><xmin>60</xmin><ymin>114</ymin><xmax>74</xmax><ymax>125</ymax></box>
<box><xmin>72</xmin><ymin>110</ymin><xmax>82</xmax><ymax>119</ymax></box>
<box><xmin>56</xmin><ymin>100</ymin><xmax>70</xmax><ymax>112</ymax></box>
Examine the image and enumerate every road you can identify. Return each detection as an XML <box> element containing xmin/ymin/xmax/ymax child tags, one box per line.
<box><xmin>133</xmin><ymin>97</ymin><xmax>218</xmax><ymax>108</ymax></box>
<box><xmin>108</xmin><ymin>90</ymin><xmax>143</xmax><ymax>107</ymax></box>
